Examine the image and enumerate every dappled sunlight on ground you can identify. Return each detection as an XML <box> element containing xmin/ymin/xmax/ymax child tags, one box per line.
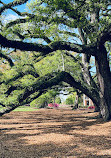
<box><xmin>21</xmin><ymin>133</ymin><xmax>74</xmax><ymax>145</ymax></box>
<box><xmin>0</xmin><ymin>108</ymin><xmax>111</xmax><ymax>157</ymax></box>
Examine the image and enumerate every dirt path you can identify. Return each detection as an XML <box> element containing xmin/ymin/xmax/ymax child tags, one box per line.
<box><xmin>0</xmin><ymin>108</ymin><xmax>111</xmax><ymax>158</ymax></box>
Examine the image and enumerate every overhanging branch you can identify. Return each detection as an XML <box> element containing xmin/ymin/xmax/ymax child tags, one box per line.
<box><xmin>5</xmin><ymin>71</ymin><xmax>100</xmax><ymax>105</ymax></box>
<box><xmin>0</xmin><ymin>0</ymin><xmax>28</xmax><ymax>15</ymax></box>
<box><xmin>0</xmin><ymin>34</ymin><xmax>97</xmax><ymax>56</ymax></box>
<box><xmin>0</xmin><ymin>90</ymin><xmax>44</xmax><ymax>116</ymax></box>
<box><xmin>0</xmin><ymin>52</ymin><xmax>14</xmax><ymax>67</ymax></box>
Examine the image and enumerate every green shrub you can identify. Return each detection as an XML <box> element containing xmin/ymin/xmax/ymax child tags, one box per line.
<box><xmin>55</xmin><ymin>96</ymin><xmax>61</xmax><ymax>104</ymax></box>
<box><xmin>66</xmin><ymin>97</ymin><xmax>74</xmax><ymax>105</ymax></box>
<box><xmin>30</xmin><ymin>93</ymin><xmax>52</xmax><ymax>108</ymax></box>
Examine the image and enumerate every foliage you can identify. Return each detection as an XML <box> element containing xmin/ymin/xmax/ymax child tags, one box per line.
<box><xmin>66</xmin><ymin>97</ymin><xmax>74</xmax><ymax>105</ymax></box>
<box><xmin>30</xmin><ymin>89</ymin><xmax>61</xmax><ymax>108</ymax></box>
<box><xmin>30</xmin><ymin>93</ymin><xmax>50</xmax><ymax>108</ymax></box>
<box><xmin>88</xmin><ymin>106</ymin><xmax>95</xmax><ymax>109</ymax></box>
<box><xmin>55</xmin><ymin>96</ymin><xmax>61</xmax><ymax>104</ymax></box>
<box><xmin>66</xmin><ymin>92</ymin><xmax>77</xmax><ymax>104</ymax></box>
<box><xmin>48</xmin><ymin>103</ymin><xmax>59</xmax><ymax>108</ymax></box>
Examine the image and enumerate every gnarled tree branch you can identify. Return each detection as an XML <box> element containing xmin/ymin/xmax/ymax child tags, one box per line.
<box><xmin>0</xmin><ymin>52</ymin><xmax>14</xmax><ymax>66</ymax></box>
<box><xmin>0</xmin><ymin>34</ymin><xmax>97</xmax><ymax>56</ymax></box>
<box><xmin>0</xmin><ymin>0</ymin><xmax>28</xmax><ymax>15</ymax></box>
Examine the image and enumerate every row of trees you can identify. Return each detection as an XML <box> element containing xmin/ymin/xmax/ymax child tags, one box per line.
<box><xmin>0</xmin><ymin>0</ymin><xmax>111</xmax><ymax>121</ymax></box>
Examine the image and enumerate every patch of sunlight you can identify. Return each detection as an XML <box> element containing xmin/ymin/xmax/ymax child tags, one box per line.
<box><xmin>19</xmin><ymin>133</ymin><xmax>74</xmax><ymax>145</ymax></box>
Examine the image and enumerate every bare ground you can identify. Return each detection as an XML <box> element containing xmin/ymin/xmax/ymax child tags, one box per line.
<box><xmin>0</xmin><ymin>108</ymin><xmax>111</xmax><ymax>158</ymax></box>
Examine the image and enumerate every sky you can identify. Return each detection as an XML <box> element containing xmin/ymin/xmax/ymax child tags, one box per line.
<box><xmin>2</xmin><ymin>0</ymin><xmax>29</xmax><ymax>19</ymax></box>
<box><xmin>3</xmin><ymin>0</ymin><xmax>27</xmax><ymax>10</ymax></box>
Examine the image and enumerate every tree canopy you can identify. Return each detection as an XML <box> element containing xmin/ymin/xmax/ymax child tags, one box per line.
<box><xmin>0</xmin><ymin>0</ymin><xmax>111</xmax><ymax>121</ymax></box>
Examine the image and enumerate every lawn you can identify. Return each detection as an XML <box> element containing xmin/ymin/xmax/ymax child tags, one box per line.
<box><xmin>0</xmin><ymin>105</ymin><xmax>38</xmax><ymax>112</ymax></box>
<box><xmin>13</xmin><ymin>106</ymin><xmax>38</xmax><ymax>111</ymax></box>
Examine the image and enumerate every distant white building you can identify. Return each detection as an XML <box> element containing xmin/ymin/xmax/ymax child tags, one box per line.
<box><xmin>83</xmin><ymin>94</ymin><xmax>94</xmax><ymax>106</ymax></box>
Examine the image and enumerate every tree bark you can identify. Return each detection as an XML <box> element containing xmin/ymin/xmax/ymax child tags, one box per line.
<box><xmin>78</xmin><ymin>28</ymin><xmax>100</xmax><ymax>111</ymax></box>
<box><xmin>95</xmin><ymin>45</ymin><xmax>111</xmax><ymax>121</ymax></box>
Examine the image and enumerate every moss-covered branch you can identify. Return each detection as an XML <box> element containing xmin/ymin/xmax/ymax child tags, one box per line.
<box><xmin>0</xmin><ymin>52</ymin><xmax>14</xmax><ymax>67</ymax></box>
<box><xmin>0</xmin><ymin>105</ymin><xmax>19</xmax><ymax>116</ymax></box>
<box><xmin>0</xmin><ymin>70</ymin><xmax>100</xmax><ymax>116</ymax></box>
<box><xmin>0</xmin><ymin>34</ymin><xmax>97</xmax><ymax>56</ymax></box>
<box><xmin>0</xmin><ymin>0</ymin><xmax>28</xmax><ymax>15</ymax></box>
<box><xmin>5</xmin><ymin>71</ymin><xmax>100</xmax><ymax>107</ymax></box>
<box><xmin>0</xmin><ymin>90</ymin><xmax>44</xmax><ymax>116</ymax></box>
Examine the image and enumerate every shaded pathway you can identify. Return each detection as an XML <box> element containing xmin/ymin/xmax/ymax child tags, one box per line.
<box><xmin>0</xmin><ymin>108</ymin><xmax>111</xmax><ymax>157</ymax></box>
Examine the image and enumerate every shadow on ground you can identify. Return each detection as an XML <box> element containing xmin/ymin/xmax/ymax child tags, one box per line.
<box><xmin>0</xmin><ymin>108</ymin><xmax>111</xmax><ymax>158</ymax></box>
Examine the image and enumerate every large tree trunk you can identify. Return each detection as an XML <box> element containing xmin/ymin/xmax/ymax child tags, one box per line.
<box><xmin>82</xmin><ymin>54</ymin><xmax>100</xmax><ymax>112</ymax></box>
<box><xmin>94</xmin><ymin>103</ymin><xmax>100</xmax><ymax>112</ymax></box>
<box><xmin>95</xmin><ymin>45</ymin><xmax>111</xmax><ymax>121</ymax></box>
<box><xmin>78</xmin><ymin>27</ymin><xmax>100</xmax><ymax>112</ymax></box>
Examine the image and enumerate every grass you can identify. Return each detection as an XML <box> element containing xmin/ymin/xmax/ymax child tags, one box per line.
<box><xmin>14</xmin><ymin>106</ymin><xmax>39</xmax><ymax>111</ymax></box>
<box><xmin>0</xmin><ymin>105</ymin><xmax>38</xmax><ymax>112</ymax></box>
